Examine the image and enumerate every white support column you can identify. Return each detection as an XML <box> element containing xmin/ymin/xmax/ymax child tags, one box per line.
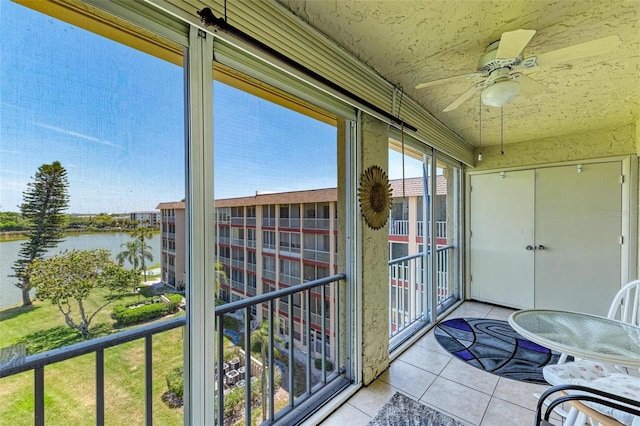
<box><xmin>184</xmin><ymin>25</ymin><xmax>214</xmax><ymax>426</ymax></box>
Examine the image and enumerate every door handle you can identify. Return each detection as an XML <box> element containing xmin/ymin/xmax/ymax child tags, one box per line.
<box><xmin>526</xmin><ymin>245</ymin><xmax>534</xmax><ymax>250</ymax></box>
<box><xmin>537</xmin><ymin>245</ymin><xmax>545</xmax><ymax>250</ymax></box>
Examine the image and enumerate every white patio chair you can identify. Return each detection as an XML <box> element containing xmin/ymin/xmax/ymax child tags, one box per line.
<box><xmin>556</xmin><ymin>279</ymin><xmax>640</xmax><ymax>365</ymax></box>
<box><xmin>541</xmin><ymin>279</ymin><xmax>640</xmax><ymax>425</ymax></box>
<box><xmin>535</xmin><ymin>384</ymin><xmax>640</xmax><ymax>426</ymax></box>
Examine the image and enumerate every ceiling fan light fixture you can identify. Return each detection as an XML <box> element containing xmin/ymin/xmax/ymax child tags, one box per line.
<box><xmin>481</xmin><ymin>80</ymin><xmax>520</xmax><ymax>107</ymax></box>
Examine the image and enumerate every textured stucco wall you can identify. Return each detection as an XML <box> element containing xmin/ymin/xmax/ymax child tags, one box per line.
<box><xmin>472</xmin><ymin>124</ymin><xmax>636</xmax><ymax>170</ymax></box>
<box><xmin>360</xmin><ymin>113</ymin><xmax>390</xmax><ymax>384</ymax></box>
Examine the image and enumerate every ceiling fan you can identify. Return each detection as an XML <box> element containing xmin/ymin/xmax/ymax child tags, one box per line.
<box><xmin>415</xmin><ymin>29</ymin><xmax>620</xmax><ymax>112</ymax></box>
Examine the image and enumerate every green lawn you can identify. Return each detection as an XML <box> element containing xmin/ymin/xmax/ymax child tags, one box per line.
<box><xmin>0</xmin><ymin>290</ymin><xmax>185</xmax><ymax>425</ymax></box>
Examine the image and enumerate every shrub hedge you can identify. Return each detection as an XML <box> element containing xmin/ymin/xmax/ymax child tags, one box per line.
<box><xmin>165</xmin><ymin>293</ymin><xmax>184</xmax><ymax>304</ymax></box>
<box><xmin>314</xmin><ymin>357</ymin><xmax>334</xmax><ymax>371</ymax></box>
<box><xmin>166</xmin><ymin>366</ymin><xmax>184</xmax><ymax>400</ymax></box>
<box><xmin>112</xmin><ymin>296</ymin><xmax>180</xmax><ymax>326</ymax></box>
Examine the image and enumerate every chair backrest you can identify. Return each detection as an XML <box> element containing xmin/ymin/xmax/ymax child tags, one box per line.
<box><xmin>607</xmin><ymin>279</ymin><xmax>640</xmax><ymax>326</ymax></box>
<box><xmin>535</xmin><ymin>384</ymin><xmax>640</xmax><ymax>426</ymax></box>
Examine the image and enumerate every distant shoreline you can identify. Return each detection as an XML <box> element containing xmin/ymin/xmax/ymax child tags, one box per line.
<box><xmin>0</xmin><ymin>228</ymin><xmax>159</xmax><ymax>242</ymax></box>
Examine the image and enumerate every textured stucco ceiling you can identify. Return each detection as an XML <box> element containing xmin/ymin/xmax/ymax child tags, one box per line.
<box><xmin>277</xmin><ymin>0</ymin><xmax>640</xmax><ymax>147</ymax></box>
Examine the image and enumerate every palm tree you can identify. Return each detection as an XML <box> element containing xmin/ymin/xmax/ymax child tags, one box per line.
<box><xmin>130</xmin><ymin>225</ymin><xmax>153</xmax><ymax>242</ymax></box>
<box><xmin>116</xmin><ymin>239</ymin><xmax>153</xmax><ymax>286</ymax></box>
<box><xmin>130</xmin><ymin>226</ymin><xmax>154</xmax><ymax>279</ymax></box>
<box><xmin>251</xmin><ymin>320</ymin><xmax>281</xmax><ymax>421</ymax></box>
<box><xmin>117</xmin><ymin>240</ymin><xmax>140</xmax><ymax>269</ymax></box>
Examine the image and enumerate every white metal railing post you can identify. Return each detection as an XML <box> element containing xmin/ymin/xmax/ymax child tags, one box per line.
<box><xmin>429</xmin><ymin>153</ymin><xmax>438</xmax><ymax>324</ymax></box>
<box><xmin>388</xmin><ymin>246</ymin><xmax>455</xmax><ymax>344</ymax></box>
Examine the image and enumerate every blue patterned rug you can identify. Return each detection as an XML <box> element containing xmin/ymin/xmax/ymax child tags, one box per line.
<box><xmin>434</xmin><ymin>317</ymin><xmax>568</xmax><ymax>384</ymax></box>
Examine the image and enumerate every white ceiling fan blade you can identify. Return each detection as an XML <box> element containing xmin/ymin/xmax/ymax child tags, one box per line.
<box><xmin>496</xmin><ymin>29</ymin><xmax>537</xmax><ymax>58</ymax></box>
<box><xmin>415</xmin><ymin>72</ymin><xmax>480</xmax><ymax>89</ymax></box>
<box><xmin>443</xmin><ymin>83</ymin><xmax>483</xmax><ymax>112</ymax></box>
<box><xmin>510</xmin><ymin>73</ymin><xmax>546</xmax><ymax>98</ymax></box>
<box><xmin>534</xmin><ymin>35</ymin><xmax>620</xmax><ymax>67</ymax></box>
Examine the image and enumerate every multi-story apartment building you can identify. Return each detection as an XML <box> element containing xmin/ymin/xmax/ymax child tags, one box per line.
<box><xmin>156</xmin><ymin>202</ymin><xmax>186</xmax><ymax>289</ymax></box>
<box><xmin>129</xmin><ymin>210</ymin><xmax>160</xmax><ymax>228</ymax></box>
<box><xmin>157</xmin><ymin>177</ymin><xmax>447</xmax><ymax>357</ymax></box>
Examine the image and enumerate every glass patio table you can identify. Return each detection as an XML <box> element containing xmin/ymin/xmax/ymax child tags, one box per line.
<box><xmin>508</xmin><ymin>309</ymin><xmax>640</xmax><ymax>368</ymax></box>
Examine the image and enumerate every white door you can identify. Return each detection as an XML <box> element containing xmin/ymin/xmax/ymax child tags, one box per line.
<box><xmin>469</xmin><ymin>170</ymin><xmax>535</xmax><ymax>308</ymax></box>
<box><xmin>534</xmin><ymin>162</ymin><xmax>622</xmax><ymax>316</ymax></box>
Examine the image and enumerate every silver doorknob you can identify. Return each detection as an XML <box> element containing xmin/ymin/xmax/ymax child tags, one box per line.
<box><xmin>537</xmin><ymin>245</ymin><xmax>545</xmax><ymax>250</ymax></box>
<box><xmin>526</xmin><ymin>245</ymin><xmax>534</xmax><ymax>250</ymax></box>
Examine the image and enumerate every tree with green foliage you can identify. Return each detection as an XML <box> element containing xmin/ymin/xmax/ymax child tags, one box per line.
<box><xmin>130</xmin><ymin>226</ymin><xmax>153</xmax><ymax>242</ymax></box>
<box><xmin>90</xmin><ymin>213</ymin><xmax>115</xmax><ymax>228</ymax></box>
<box><xmin>0</xmin><ymin>211</ymin><xmax>26</xmax><ymax>231</ymax></box>
<box><xmin>12</xmin><ymin>161</ymin><xmax>69</xmax><ymax>306</ymax></box>
<box><xmin>129</xmin><ymin>226</ymin><xmax>154</xmax><ymax>279</ymax></box>
<box><xmin>214</xmin><ymin>262</ymin><xmax>227</xmax><ymax>297</ymax></box>
<box><xmin>116</xmin><ymin>239</ymin><xmax>153</xmax><ymax>285</ymax></box>
<box><xmin>29</xmin><ymin>249</ymin><xmax>139</xmax><ymax>338</ymax></box>
<box><xmin>251</xmin><ymin>320</ymin><xmax>281</xmax><ymax>422</ymax></box>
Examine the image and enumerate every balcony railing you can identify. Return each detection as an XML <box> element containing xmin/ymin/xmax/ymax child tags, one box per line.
<box><xmin>215</xmin><ymin>273</ymin><xmax>348</xmax><ymax>425</ymax></box>
<box><xmin>303</xmin><ymin>249</ymin><xmax>330</xmax><ymax>263</ymax></box>
<box><xmin>389</xmin><ymin>220</ymin><xmax>448</xmax><ymax>238</ymax></box>
<box><xmin>388</xmin><ymin>245</ymin><xmax>456</xmax><ymax>348</ymax></box>
<box><xmin>279</xmin><ymin>218</ymin><xmax>301</xmax><ymax>229</ymax></box>
<box><xmin>262</xmin><ymin>218</ymin><xmax>276</xmax><ymax>227</ymax></box>
<box><xmin>389</xmin><ymin>220</ymin><xmax>408</xmax><ymax>236</ymax></box>
<box><xmin>231</xmin><ymin>280</ymin><xmax>245</xmax><ymax>292</ymax></box>
<box><xmin>0</xmin><ymin>316</ymin><xmax>185</xmax><ymax>426</ymax></box>
<box><xmin>278</xmin><ymin>274</ymin><xmax>302</xmax><ymax>286</ymax></box>
<box><xmin>302</xmin><ymin>218</ymin><xmax>330</xmax><ymax>230</ymax></box>
<box><xmin>415</xmin><ymin>221</ymin><xmax>447</xmax><ymax>238</ymax></box>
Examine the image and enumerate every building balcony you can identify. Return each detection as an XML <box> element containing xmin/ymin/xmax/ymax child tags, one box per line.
<box><xmin>390</xmin><ymin>220</ymin><xmax>447</xmax><ymax>238</ymax></box>
<box><xmin>302</xmin><ymin>218</ymin><xmax>331</xmax><ymax>230</ymax></box>
<box><xmin>279</xmin><ymin>218</ymin><xmax>301</xmax><ymax>229</ymax></box>
<box><xmin>1</xmin><ymin>217</ymin><xmax>461</xmax><ymax>424</ymax></box>
<box><xmin>1</xmin><ymin>295</ymin><xmax>546</xmax><ymax>426</ymax></box>
<box><xmin>303</xmin><ymin>249</ymin><xmax>330</xmax><ymax>263</ymax></box>
<box><xmin>231</xmin><ymin>238</ymin><xmax>245</xmax><ymax>247</ymax></box>
<box><xmin>320</xmin><ymin>301</ymin><xmax>547</xmax><ymax>426</ymax></box>
<box><xmin>388</xmin><ymin>246</ymin><xmax>456</xmax><ymax>349</ymax></box>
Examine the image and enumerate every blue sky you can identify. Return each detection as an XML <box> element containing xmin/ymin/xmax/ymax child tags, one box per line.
<box><xmin>0</xmin><ymin>1</ymin><xmax>338</xmax><ymax>214</ymax></box>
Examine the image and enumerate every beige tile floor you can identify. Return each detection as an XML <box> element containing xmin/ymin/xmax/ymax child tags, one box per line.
<box><xmin>320</xmin><ymin>301</ymin><xmax>564</xmax><ymax>426</ymax></box>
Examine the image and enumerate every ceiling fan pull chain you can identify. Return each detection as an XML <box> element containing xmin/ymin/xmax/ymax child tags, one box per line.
<box><xmin>402</xmin><ymin>122</ymin><xmax>406</xmax><ymax>199</ymax></box>
<box><xmin>478</xmin><ymin>96</ymin><xmax>483</xmax><ymax>161</ymax></box>
<box><xmin>501</xmin><ymin>107</ymin><xmax>505</xmax><ymax>156</ymax></box>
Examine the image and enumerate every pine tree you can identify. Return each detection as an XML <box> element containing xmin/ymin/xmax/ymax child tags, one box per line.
<box><xmin>12</xmin><ymin>161</ymin><xmax>69</xmax><ymax>306</ymax></box>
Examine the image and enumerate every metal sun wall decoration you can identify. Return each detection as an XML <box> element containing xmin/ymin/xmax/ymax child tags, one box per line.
<box><xmin>358</xmin><ymin>165</ymin><xmax>393</xmax><ymax>230</ymax></box>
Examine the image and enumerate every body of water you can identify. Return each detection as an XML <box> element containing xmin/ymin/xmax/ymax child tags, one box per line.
<box><xmin>0</xmin><ymin>233</ymin><xmax>160</xmax><ymax>309</ymax></box>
